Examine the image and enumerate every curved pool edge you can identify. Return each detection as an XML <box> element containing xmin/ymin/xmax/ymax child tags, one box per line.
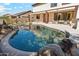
<box><xmin>1</xmin><ymin>31</ymin><xmax>37</xmax><ymax>56</ymax></box>
<box><xmin>32</xmin><ymin>22</ymin><xmax>79</xmax><ymax>36</ymax></box>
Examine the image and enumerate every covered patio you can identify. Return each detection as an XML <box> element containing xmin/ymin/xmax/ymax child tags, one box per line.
<box><xmin>31</xmin><ymin>6</ymin><xmax>78</xmax><ymax>28</ymax></box>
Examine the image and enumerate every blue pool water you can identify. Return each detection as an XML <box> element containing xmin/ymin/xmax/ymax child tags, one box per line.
<box><xmin>9</xmin><ymin>29</ymin><xmax>64</xmax><ymax>52</ymax></box>
<box><xmin>9</xmin><ymin>30</ymin><xmax>48</xmax><ymax>52</ymax></box>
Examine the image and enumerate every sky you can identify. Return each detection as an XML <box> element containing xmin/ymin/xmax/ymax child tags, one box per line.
<box><xmin>0</xmin><ymin>3</ymin><xmax>33</xmax><ymax>16</ymax></box>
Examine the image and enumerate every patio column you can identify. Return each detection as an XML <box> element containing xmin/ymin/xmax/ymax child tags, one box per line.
<box><xmin>40</xmin><ymin>13</ymin><xmax>43</xmax><ymax>22</ymax></box>
<box><xmin>49</xmin><ymin>12</ymin><xmax>54</xmax><ymax>23</ymax></box>
<box><xmin>28</xmin><ymin>15</ymin><xmax>31</xmax><ymax>29</ymax></box>
<box><xmin>45</xmin><ymin>11</ymin><xmax>49</xmax><ymax>23</ymax></box>
<box><xmin>72</xmin><ymin>6</ymin><xmax>78</xmax><ymax>29</ymax></box>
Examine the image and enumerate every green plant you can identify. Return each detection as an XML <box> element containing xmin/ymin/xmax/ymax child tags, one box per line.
<box><xmin>0</xmin><ymin>16</ymin><xmax>12</xmax><ymax>25</ymax></box>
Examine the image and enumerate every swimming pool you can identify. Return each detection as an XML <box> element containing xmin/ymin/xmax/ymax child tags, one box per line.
<box><xmin>9</xmin><ymin>26</ymin><xmax>65</xmax><ymax>52</ymax></box>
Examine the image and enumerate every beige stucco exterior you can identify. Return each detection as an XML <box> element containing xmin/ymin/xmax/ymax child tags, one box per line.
<box><xmin>49</xmin><ymin>12</ymin><xmax>54</xmax><ymax>22</ymax></box>
<box><xmin>32</xmin><ymin>3</ymin><xmax>79</xmax><ymax>28</ymax></box>
<box><xmin>16</xmin><ymin>11</ymin><xmax>32</xmax><ymax>22</ymax></box>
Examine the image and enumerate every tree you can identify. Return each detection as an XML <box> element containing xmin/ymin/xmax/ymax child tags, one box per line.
<box><xmin>0</xmin><ymin>16</ymin><xmax>12</xmax><ymax>25</ymax></box>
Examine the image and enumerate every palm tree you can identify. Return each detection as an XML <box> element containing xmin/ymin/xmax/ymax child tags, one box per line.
<box><xmin>0</xmin><ymin>16</ymin><xmax>13</xmax><ymax>34</ymax></box>
<box><xmin>0</xmin><ymin>15</ymin><xmax>13</xmax><ymax>25</ymax></box>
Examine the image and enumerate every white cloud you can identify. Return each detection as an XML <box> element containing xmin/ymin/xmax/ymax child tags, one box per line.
<box><xmin>0</xmin><ymin>5</ymin><xmax>6</xmax><ymax>11</ymax></box>
<box><xmin>4</xmin><ymin>3</ymin><xmax>11</xmax><ymax>5</ymax></box>
<box><xmin>0</xmin><ymin>5</ymin><xmax>12</xmax><ymax>15</ymax></box>
<box><xmin>0</xmin><ymin>5</ymin><xmax>12</xmax><ymax>11</ymax></box>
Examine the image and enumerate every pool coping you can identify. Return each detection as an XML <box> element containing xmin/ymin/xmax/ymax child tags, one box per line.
<box><xmin>1</xmin><ymin>31</ymin><xmax>37</xmax><ymax>56</ymax></box>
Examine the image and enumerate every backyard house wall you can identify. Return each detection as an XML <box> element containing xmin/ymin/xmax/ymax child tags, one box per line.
<box><xmin>33</xmin><ymin>3</ymin><xmax>50</xmax><ymax>12</ymax></box>
<box><xmin>76</xmin><ymin>6</ymin><xmax>79</xmax><ymax>30</ymax></box>
<box><xmin>16</xmin><ymin>11</ymin><xmax>32</xmax><ymax>23</ymax></box>
<box><xmin>32</xmin><ymin>3</ymin><xmax>79</xmax><ymax>26</ymax></box>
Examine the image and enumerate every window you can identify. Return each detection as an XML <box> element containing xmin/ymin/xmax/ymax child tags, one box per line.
<box><xmin>17</xmin><ymin>16</ymin><xmax>20</xmax><ymax>18</ymax></box>
<box><xmin>36</xmin><ymin>14</ymin><xmax>40</xmax><ymax>19</ymax></box>
<box><xmin>51</xmin><ymin>3</ymin><xmax>57</xmax><ymax>7</ymax></box>
<box><xmin>62</xmin><ymin>3</ymin><xmax>70</xmax><ymax>5</ymax></box>
<box><xmin>22</xmin><ymin>16</ymin><xmax>28</xmax><ymax>18</ymax></box>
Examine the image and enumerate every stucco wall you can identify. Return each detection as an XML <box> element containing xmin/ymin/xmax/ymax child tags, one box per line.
<box><xmin>40</xmin><ymin>13</ymin><xmax>43</xmax><ymax>22</ymax></box>
<box><xmin>76</xmin><ymin>6</ymin><xmax>79</xmax><ymax>30</ymax></box>
<box><xmin>76</xmin><ymin>6</ymin><xmax>79</xmax><ymax>19</ymax></box>
<box><xmin>33</xmin><ymin>3</ymin><xmax>79</xmax><ymax>12</ymax></box>
<box><xmin>77</xmin><ymin>20</ymin><xmax>79</xmax><ymax>30</ymax></box>
<box><xmin>33</xmin><ymin>4</ymin><xmax>51</xmax><ymax>12</ymax></box>
<box><xmin>49</xmin><ymin>12</ymin><xmax>54</xmax><ymax>22</ymax></box>
<box><xmin>16</xmin><ymin>12</ymin><xmax>32</xmax><ymax>22</ymax></box>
